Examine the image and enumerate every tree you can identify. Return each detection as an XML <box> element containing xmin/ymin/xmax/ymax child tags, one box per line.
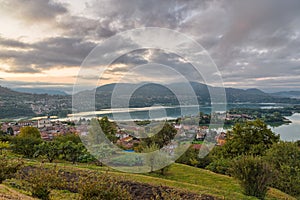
<box><xmin>142</xmin><ymin>123</ymin><xmax>177</xmax><ymax>149</ymax></box>
<box><xmin>61</xmin><ymin>141</ymin><xmax>85</xmax><ymax>164</ymax></box>
<box><xmin>18</xmin><ymin>126</ymin><xmax>41</xmax><ymax>139</ymax></box>
<box><xmin>7</xmin><ymin>127</ymin><xmax>14</xmax><ymax>136</ymax></box>
<box><xmin>99</xmin><ymin>116</ymin><xmax>118</xmax><ymax>143</ymax></box>
<box><xmin>0</xmin><ymin>123</ymin><xmax>3</xmax><ymax>135</ymax></box>
<box><xmin>11</xmin><ymin>137</ymin><xmax>42</xmax><ymax>158</ymax></box>
<box><xmin>264</xmin><ymin>142</ymin><xmax>300</xmax><ymax>197</ymax></box>
<box><xmin>215</xmin><ymin>119</ymin><xmax>279</xmax><ymax>159</ymax></box>
<box><xmin>34</xmin><ymin>141</ymin><xmax>60</xmax><ymax>163</ymax></box>
<box><xmin>143</xmin><ymin>143</ymin><xmax>171</xmax><ymax>174</ymax></box>
<box><xmin>54</xmin><ymin>133</ymin><xmax>81</xmax><ymax>144</ymax></box>
<box><xmin>231</xmin><ymin>156</ymin><xmax>273</xmax><ymax>199</ymax></box>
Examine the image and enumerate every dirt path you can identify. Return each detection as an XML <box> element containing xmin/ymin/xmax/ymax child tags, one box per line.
<box><xmin>0</xmin><ymin>184</ymin><xmax>35</xmax><ymax>200</ymax></box>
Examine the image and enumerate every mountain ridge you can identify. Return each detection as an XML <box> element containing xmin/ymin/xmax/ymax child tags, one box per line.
<box><xmin>1</xmin><ymin>83</ymin><xmax>299</xmax><ymax>119</ymax></box>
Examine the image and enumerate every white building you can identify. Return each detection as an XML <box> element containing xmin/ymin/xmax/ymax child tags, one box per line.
<box><xmin>38</xmin><ymin>117</ymin><xmax>52</xmax><ymax>128</ymax></box>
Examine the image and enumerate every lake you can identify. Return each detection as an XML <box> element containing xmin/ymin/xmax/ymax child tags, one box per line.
<box><xmin>70</xmin><ymin>103</ymin><xmax>286</xmax><ymax>120</ymax></box>
<box><xmin>67</xmin><ymin>103</ymin><xmax>300</xmax><ymax>141</ymax></box>
<box><xmin>272</xmin><ymin>113</ymin><xmax>300</xmax><ymax>142</ymax></box>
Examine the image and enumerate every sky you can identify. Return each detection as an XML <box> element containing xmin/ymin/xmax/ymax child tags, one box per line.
<box><xmin>0</xmin><ymin>0</ymin><xmax>300</xmax><ymax>93</ymax></box>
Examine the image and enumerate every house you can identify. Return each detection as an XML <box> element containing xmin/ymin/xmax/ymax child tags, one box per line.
<box><xmin>38</xmin><ymin>117</ymin><xmax>52</xmax><ymax>128</ymax></box>
<box><xmin>215</xmin><ymin>132</ymin><xmax>226</xmax><ymax>146</ymax></box>
<box><xmin>196</xmin><ymin>132</ymin><xmax>206</xmax><ymax>141</ymax></box>
<box><xmin>116</xmin><ymin>131</ymin><xmax>130</xmax><ymax>139</ymax></box>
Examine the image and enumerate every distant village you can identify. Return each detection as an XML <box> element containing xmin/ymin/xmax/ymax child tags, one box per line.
<box><xmin>0</xmin><ymin>116</ymin><xmax>228</xmax><ymax>150</ymax></box>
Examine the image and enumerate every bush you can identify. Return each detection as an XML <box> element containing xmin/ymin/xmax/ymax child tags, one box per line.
<box><xmin>0</xmin><ymin>154</ymin><xmax>23</xmax><ymax>183</ymax></box>
<box><xmin>205</xmin><ymin>158</ymin><xmax>231</xmax><ymax>175</ymax></box>
<box><xmin>18</xmin><ymin>166</ymin><xmax>61</xmax><ymax>200</ymax></box>
<box><xmin>230</xmin><ymin>156</ymin><xmax>273</xmax><ymax>199</ymax></box>
<box><xmin>264</xmin><ymin>142</ymin><xmax>300</xmax><ymax>197</ymax></box>
<box><xmin>78</xmin><ymin>172</ymin><xmax>131</xmax><ymax>200</ymax></box>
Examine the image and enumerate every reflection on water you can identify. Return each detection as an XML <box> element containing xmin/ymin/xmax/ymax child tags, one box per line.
<box><xmin>272</xmin><ymin>113</ymin><xmax>300</xmax><ymax>141</ymax></box>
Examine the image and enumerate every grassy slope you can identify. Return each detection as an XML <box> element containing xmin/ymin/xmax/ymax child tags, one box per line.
<box><xmin>18</xmin><ymin>159</ymin><xmax>296</xmax><ymax>200</ymax></box>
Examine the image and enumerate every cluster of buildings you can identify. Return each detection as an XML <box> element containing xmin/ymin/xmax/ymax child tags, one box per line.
<box><xmin>0</xmin><ymin>117</ymin><xmax>77</xmax><ymax>140</ymax></box>
<box><xmin>1</xmin><ymin>117</ymin><xmax>227</xmax><ymax>149</ymax></box>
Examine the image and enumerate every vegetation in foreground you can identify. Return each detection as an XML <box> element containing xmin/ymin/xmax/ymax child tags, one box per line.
<box><xmin>0</xmin><ymin>118</ymin><xmax>299</xmax><ymax>199</ymax></box>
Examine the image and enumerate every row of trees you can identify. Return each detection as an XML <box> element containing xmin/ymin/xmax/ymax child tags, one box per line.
<box><xmin>1</xmin><ymin>126</ymin><xmax>95</xmax><ymax>164</ymax></box>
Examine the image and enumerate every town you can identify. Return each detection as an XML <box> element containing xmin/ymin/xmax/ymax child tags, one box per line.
<box><xmin>0</xmin><ymin>115</ymin><xmax>227</xmax><ymax>150</ymax></box>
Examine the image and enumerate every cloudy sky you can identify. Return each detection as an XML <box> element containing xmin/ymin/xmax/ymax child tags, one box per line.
<box><xmin>0</xmin><ymin>0</ymin><xmax>300</xmax><ymax>93</ymax></box>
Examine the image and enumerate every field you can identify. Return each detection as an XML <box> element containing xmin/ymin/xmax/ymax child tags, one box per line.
<box><xmin>0</xmin><ymin>155</ymin><xmax>296</xmax><ymax>200</ymax></box>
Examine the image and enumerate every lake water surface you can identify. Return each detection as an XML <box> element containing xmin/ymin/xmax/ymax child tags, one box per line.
<box><xmin>66</xmin><ymin>103</ymin><xmax>300</xmax><ymax>141</ymax></box>
<box><xmin>272</xmin><ymin>113</ymin><xmax>300</xmax><ymax>142</ymax></box>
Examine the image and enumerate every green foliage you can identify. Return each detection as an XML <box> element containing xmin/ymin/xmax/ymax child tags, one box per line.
<box><xmin>230</xmin><ymin>156</ymin><xmax>273</xmax><ymax>199</ymax></box>
<box><xmin>214</xmin><ymin>119</ymin><xmax>279</xmax><ymax>159</ymax></box>
<box><xmin>205</xmin><ymin>158</ymin><xmax>232</xmax><ymax>175</ymax></box>
<box><xmin>99</xmin><ymin>116</ymin><xmax>118</xmax><ymax>143</ymax></box>
<box><xmin>18</xmin><ymin>166</ymin><xmax>61</xmax><ymax>200</ymax></box>
<box><xmin>0</xmin><ymin>154</ymin><xmax>23</xmax><ymax>183</ymax></box>
<box><xmin>143</xmin><ymin>143</ymin><xmax>171</xmax><ymax>174</ymax></box>
<box><xmin>265</xmin><ymin>142</ymin><xmax>300</xmax><ymax>197</ymax></box>
<box><xmin>176</xmin><ymin>146</ymin><xmax>199</xmax><ymax>166</ymax></box>
<box><xmin>59</xmin><ymin>141</ymin><xmax>85</xmax><ymax>164</ymax></box>
<box><xmin>18</xmin><ymin>126</ymin><xmax>41</xmax><ymax>139</ymax></box>
<box><xmin>54</xmin><ymin>133</ymin><xmax>81</xmax><ymax>144</ymax></box>
<box><xmin>34</xmin><ymin>141</ymin><xmax>60</xmax><ymax>163</ymax></box>
<box><xmin>0</xmin><ymin>141</ymin><xmax>10</xmax><ymax>154</ymax></box>
<box><xmin>11</xmin><ymin>136</ymin><xmax>42</xmax><ymax>158</ymax></box>
<box><xmin>78</xmin><ymin>172</ymin><xmax>132</xmax><ymax>200</ymax></box>
<box><xmin>142</xmin><ymin>123</ymin><xmax>177</xmax><ymax>149</ymax></box>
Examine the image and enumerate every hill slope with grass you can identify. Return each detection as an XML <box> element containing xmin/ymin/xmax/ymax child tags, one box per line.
<box><xmin>2</xmin><ymin>156</ymin><xmax>295</xmax><ymax>200</ymax></box>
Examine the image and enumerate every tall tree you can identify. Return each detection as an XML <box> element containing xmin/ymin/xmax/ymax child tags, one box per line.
<box><xmin>215</xmin><ymin>119</ymin><xmax>279</xmax><ymax>158</ymax></box>
<box><xmin>18</xmin><ymin>127</ymin><xmax>41</xmax><ymax>139</ymax></box>
<box><xmin>34</xmin><ymin>141</ymin><xmax>60</xmax><ymax>163</ymax></box>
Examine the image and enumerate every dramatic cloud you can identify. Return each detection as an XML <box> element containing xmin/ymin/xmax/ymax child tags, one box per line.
<box><xmin>0</xmin><ymin>37</ymin><xmax>96</xmax><ymax>73</ymax></box>
<box><xmin>0</xmin><ymin>0</ymin><xmax>300</xmax><ymax>92</ymax></box>
<box><xmin>0</xmin><ymin>0</ymin><xmax>67</xmax><ymax>23</ymax></box>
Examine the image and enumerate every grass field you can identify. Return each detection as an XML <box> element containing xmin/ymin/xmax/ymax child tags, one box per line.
<box><xmin>1</xmin><ymin>154</ymin><xmax>297</xmax><ymax>200</ymax></box>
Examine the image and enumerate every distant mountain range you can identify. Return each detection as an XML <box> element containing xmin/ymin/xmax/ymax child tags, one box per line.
<box><xmin>0</xmin><ymin>86</ymin><xmax>71</xmax><ymax>119</ymax></box>
<box><xmin>270</xmin><ymin>91</ymin><xmax>300</xmax><ymax>99</ymax></box>
<box><xmin>80</xmin><ymin>82</ymin><xmax>300</xmax><ymax>111</ymax></box>
<box><xmin>1</xmin><ymin>82</ymin><xmax>300</xmax><ymax>119</ymax></box>
<box><xmin>12</xmin><ymin>88</ymin><xmax>68</xmax><ymax>95</ymax></box>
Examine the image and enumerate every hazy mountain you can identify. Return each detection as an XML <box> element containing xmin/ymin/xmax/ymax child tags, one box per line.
<box><xmin>0</xmin><ymin>86</ymin><xmax>71</xmax><ymax>119</ymax></box>
<box><xmin>12</xmin><ymin>88</ymin><xmax>68</xmax><ymax>95</ymax></box>
<box><xmin>270</xmin><ymin>91</ymin><xmax>300</xmax><ymax>99</ymax></box>
<box><xmin>0</xmin><ymin>86</ymin><xmax>24</xmax><ymax>97</ymax></box>
<box><xmin>1</xmin><ymin>83</ymin><xmax>300</xmax><ymax>119</ymax></box>
<box><xmin>90</xmin><ymin>82</ymin><xmax>299</xmax><ymax>110</ymax></box>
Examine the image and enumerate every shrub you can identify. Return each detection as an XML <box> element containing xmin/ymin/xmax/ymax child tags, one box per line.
<box><xmin>264</xmin><ymin>142</ymin><xmax>300</xmax><ymax>197</ymax></box>
<box><xmin>0</xmin><ymin>141</ymin><xmax>10</xmax><ymax>154</ymax></box>
<box><xmin>230</xmin><ymin>156</ymin><xmax>273</xmax><ymax>199</ymax></box>
<box><xmin>205</xmin><ymin>158</ymin><xmax>231</xmax><ymax>175</ymax></box>
<box><xmin>0</xmin><ymin>154</ymin><xmax>23</xmax><ymax>183</ymax></box>
<box><xmin>18</xmin><ymin>166</ymin><xmax>61</xmax><ymax>200</ymax></box>
<box><xmin>78</xmin><ymin>172</ymin><xmax>131</xmax><ymax>200</ymax></box>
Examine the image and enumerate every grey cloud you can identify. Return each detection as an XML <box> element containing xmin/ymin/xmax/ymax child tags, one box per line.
<box><xmin>1</xmin><ymin>0</ymin><xmax>67</xmax><ymax>23</ymax></box>
<box><xmin>0</xmin><ymin>37</ymin><xmax>96</xmax><ymax>73</ymax></box>
<box><xmin>1</xmin><ymin>0</ymin><xmax>300</xmax><ymax>91</ymax></box>
<box><xmin>0</xmin><ymin>37</ymin><xmax>31</xmax><ymax>48</ymax></box>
